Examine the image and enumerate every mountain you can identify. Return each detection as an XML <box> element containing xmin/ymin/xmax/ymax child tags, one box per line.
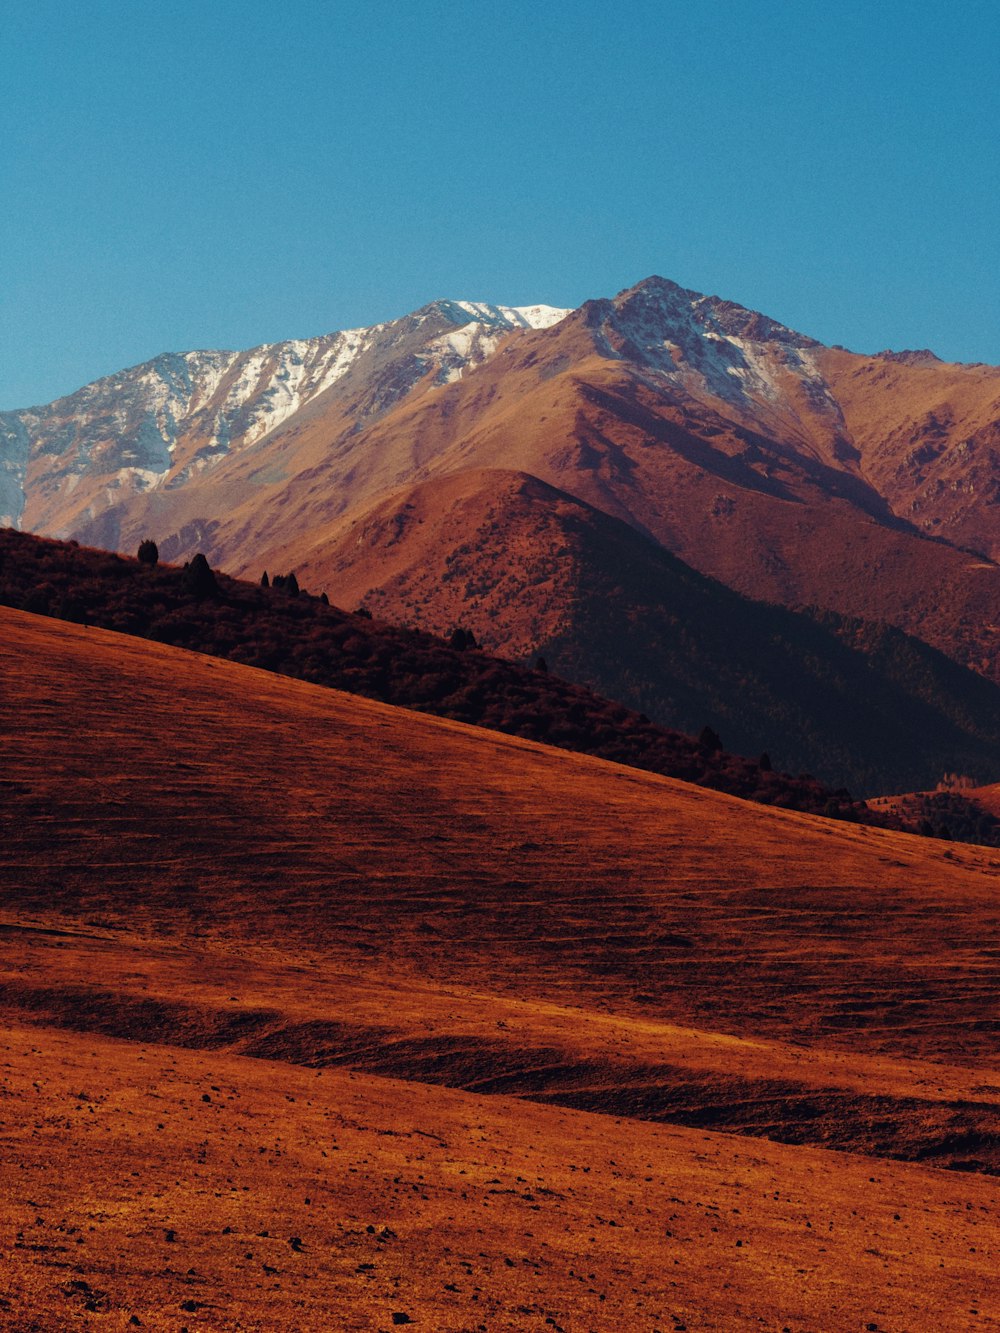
<box><xmin>4</xmin><ymin>275</ymin><xmax>1000</xmax><ymax>711</ymax></box>
<box><xmin>242</xmin><ymin>276</ymin><xmax>999</xmax><ymax>683</ymax></box>
<box><xmin>8</xmin><ymin>275</ymin><xmax>1000</xmax><ymax>1329</ymax></box>
<box><xmin>3</xmin><ymin>604</ymin><xmax>1000</xmax><ymax>1327</ymax></box>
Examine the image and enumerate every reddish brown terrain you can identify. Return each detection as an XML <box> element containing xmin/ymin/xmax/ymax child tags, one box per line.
<box><xmin>3</xmin><ymin>605</ymin><xmax>1000</xmax><ymax>1328</ymax></box>
<box><xmin>8</xmin><ymin>521</ymin><xmax>1000</xmax><ymax>799</ymax></box>
<box><xmin>259</xmin><ymin>467</ymin><xmax>1000</xmax><ymax>794</ymax></box>
<box><xmin>818</xmin><ymin>346</ymin><xmax>1000</xmax><ymax>560</ymax></box>
<box><xmin>968</xmin><ymin>783</ymin><xmax>1000</xmax><ymax>818</ymax></box>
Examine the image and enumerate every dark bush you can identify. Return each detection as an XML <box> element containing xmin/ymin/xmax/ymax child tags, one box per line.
<box><xmin>449</xmin><ymin>626</ymin><xmax>477</xmax><ymax>651</ymax></box>
<box><xmin>184</xmin><ymin>552</ymin><xmax>217</xmax><ymax>598</ymax></box>
<box><xmin>271</xmin><ymin>572</ymin><xmax>299</xmax><ymax>596</ymax></box>
<box><xmin>698</xmin><ymin>725</ymin><xmax>723</xmax><ymax>754</ymax></box>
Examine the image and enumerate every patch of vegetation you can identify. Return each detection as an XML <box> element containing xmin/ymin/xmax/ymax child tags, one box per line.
<box><xmin>886</xmin><ymin>791</ymin><xmax>1000</xmax><ymax>848</ymax></box>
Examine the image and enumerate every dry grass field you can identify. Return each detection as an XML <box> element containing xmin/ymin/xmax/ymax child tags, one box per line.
<box><xmin>3</xmin><ymin>1024</ymin><xmax>997</xmax><ymax>1332</ymax></box>
<box><xmin>2</xmin><ymin>605</ymin><xmax>999</xmax><ymax>1328</ymax></box>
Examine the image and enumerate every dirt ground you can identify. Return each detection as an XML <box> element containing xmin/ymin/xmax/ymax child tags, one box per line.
<box><xmin>2</xmin><ymin>606</ymin><xmax>999</xmax><ymax>1329</ymax></box>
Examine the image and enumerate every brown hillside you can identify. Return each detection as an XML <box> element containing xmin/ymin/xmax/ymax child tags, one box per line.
<box><xmin>868</xmin><ymin>781</ymin><xmax>1000</xmax><ymax>846</ymax></box>
<box><xmin>819</xmin><ymin>346</ymin><xmax>1000</xmax><ymax>558</ymax></box>
<box><xmin>4</xmin><ymin>1023</ymin><xmax>998</xmax><ymax>1332</ymax></box>
<box><xmin>280</xmin><ymin>466</ymin><xmax>1000</xmax><ymax>795</ymax></box>
<box><xmin>4</xmin><ymin>607</ymin><xmax>1000</xmax><ymax>1327</ymax></box>
<box><xmin>968</xmin><ymin>782</ymin><xmax>1000</xmax><ymax>818</ymax></box>
<box><xmin>292</xmin><ymin>467</ymin><xmax>583</xmax><ymax>655</ymax></box>
<box><xmin>4</xmin><ymin>605</ymin><xmax>1000</xmax><ymax>1072</ymax></box>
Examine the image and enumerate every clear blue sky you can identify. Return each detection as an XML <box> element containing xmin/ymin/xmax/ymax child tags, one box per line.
<box><xmin>2</xmin><ymin>0</ymin><xmax>999</xmax><ymax>408</ymax></box>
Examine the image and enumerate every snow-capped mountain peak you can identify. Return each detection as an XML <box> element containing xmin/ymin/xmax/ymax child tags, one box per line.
<box><xmin>432</xmin><ymin>300</ymin><xmax>570</xmax><ymax>331</ymax></box>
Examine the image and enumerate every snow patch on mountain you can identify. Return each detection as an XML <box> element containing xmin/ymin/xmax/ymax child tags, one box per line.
<box><xmin>233</xmin><ymin>325</ymin><xmax>389</xmax><ymax>446</ymax></box>
<box><xmin>423</xmin><ymin>323</ymin><xmax>512</xmax><ymax>382</ymax></box>
<box><xmin>420</xmin><ymin>302</ymin><xmax>569</xmax><ymax>383</ymax></box>
<box><xmin>508</xmin><ymin>304</ymin><xmax>571</xmax><ymax>329</ymax></box>
<box><xmin>446</xmin><ymin>301</ymin><xmax>569</xmax><ymax>331</ymax></box>
<box><xmin>608</xmin><ymin>276</ymin><xmax>825</xmax><ymax>412</ymax></box>
<box><xmin>437</xmin><ymin>302</ymin><xmax>570</xmax><ymax>333</ymax></box>
<box><xmin>0</xmin><ymin>324</ymin><xmax>401</xmax><ymax>524</ymax></box>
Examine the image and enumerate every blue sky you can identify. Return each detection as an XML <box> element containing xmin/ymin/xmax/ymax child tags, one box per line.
<box><xmin>2</xmin><ymin>1</ymin><xmax>999</xmax><ymax>408</ymax></box>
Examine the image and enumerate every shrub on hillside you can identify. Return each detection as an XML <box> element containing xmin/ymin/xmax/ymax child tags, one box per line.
<box><xmin>184</xmin><ymin>553</ymin><xmax>217</xmax><ymax>598</ymax></box>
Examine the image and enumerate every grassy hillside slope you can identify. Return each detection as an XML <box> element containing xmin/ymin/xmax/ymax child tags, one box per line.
<box><xmin>3</xmin><ymin>607</ymin><xmax>1000</xmax><ymax>1327</ymax></box>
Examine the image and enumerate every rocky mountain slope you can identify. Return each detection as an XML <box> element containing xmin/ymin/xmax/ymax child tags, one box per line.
<box><xmin>301</xmin><ymin>467</ymin><xmax>1000</xmax><ymax>794</ymax></box>
<box><xmin>818</xmin><ymin>344</ymin><xmax>1000</xmax><ymax>559</ymax></box>
<box><xmin>244</xmin><ymin>277</ymin><xmax>999</xmax><ymax>683</ymax></box>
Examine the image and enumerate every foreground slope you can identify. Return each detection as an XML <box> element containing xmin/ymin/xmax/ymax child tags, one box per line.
<box><xmin>3</xmin><ymin>607</ymin><xmax>1000</xmax><ymax>1327</ymax></box>
<box><xmin>4</xmin><ymin>605</ymin><xmax>1000</xmax><ymax>1071</ymax></box>
<box><xmin>4</xmin><ymin>1024</ymin><xmax>997</xmax><ymax>1332</ymax></box>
